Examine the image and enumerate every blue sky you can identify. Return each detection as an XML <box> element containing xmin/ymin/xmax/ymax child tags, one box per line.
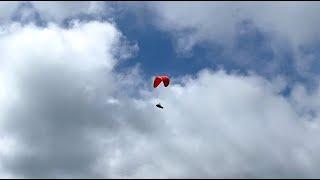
<box><xmin>2</xmin><ymin>2</ymin><xmax>320</xmax><ymax>178</ymax></box>
<box><xmin>113</xmin><ymin>8</ymin><xmax>215</xmax><ymax>79</ymax></box>
<box><xmin>106</xmin><ymin>4</ymin><xmax>314</xmax><ymax>96</ymax></box>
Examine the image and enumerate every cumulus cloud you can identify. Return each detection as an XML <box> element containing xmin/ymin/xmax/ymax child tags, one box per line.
<box><xmin>0</xmin><ymin>2</ymin><xmax>320</xmax><ymax>179</ymax></box>
<box><xmin>148</xmin><ymin>2</ymin><xmax>320</xmax><ymax>51</ymax></box>
<box><xmin>147</xmin><ymin>2</ymin><xmax>241</xmax><ymax>53</ymax></box>
<box><xmin>91</xmin><ymin>69</ymin><xmax>320</xmax><ymax>178</ymax></box>
<box><xmin>0</xmin><ymin>20</ymin><xmax>140</xmax><ymax>178</ymax></box>
<box><xmin>31</xmin><ymin>1</ymin><xmax>109</xmax><ymax>23</ymax></box>
<box><xmin>132</xmin><ymin>69</ymin><xmax>319</xmax><ymax>178</ymax></box>
<box><xmin>0</xmin><ymin>20</ymin><xmax>320</xmax><ymax>178</ymax></box>
<box><xmin>106</xmin><ymin>69</ymin><xmax>320</xmax><ymax>178</ymax></box>
<box><xmin>0</xmin><ymin>1</ymin><xmax>111</xmax><ymax>25</ymax></box>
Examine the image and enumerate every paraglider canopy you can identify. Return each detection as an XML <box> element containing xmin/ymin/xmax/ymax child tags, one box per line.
<box><xmin>153</xmin><ymin>75</ymin><xmax>170</xmax><ymax>88</ymax></box>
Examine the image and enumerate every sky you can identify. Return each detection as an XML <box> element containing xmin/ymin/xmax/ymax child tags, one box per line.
<box><xmin>2</xmin><ymin>1</ymin><xmax>320</xmax><ymax>178</ymax></box>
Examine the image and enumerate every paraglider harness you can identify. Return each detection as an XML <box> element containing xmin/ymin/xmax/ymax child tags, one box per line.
<box><xmin>156</xmin><ymin>103</ymin><xmax>164</xmax><ymax>109</ymax></box>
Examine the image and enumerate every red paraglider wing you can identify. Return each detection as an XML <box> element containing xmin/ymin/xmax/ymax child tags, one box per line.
<box><xmin>153</xmin><ymin>76</ymin><xmax>163</xmax><ymax>88</ymax></box>
<box><xmin>161</xmin><ymin>76</ymin><xmax>170</xmax><ymax>87</ymax></box>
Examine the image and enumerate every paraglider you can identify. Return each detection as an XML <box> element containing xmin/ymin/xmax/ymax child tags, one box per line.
<box><xmin>153</xmin><ymin>75</ymin><xmax>170</xmax><ymax>109</ymax></box>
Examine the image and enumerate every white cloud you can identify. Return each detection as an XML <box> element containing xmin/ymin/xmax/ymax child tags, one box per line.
<box><xmin>130</xmin><ymin>69</ymin><xmax>320</xmax><ymax>178</ymax></box>
<box><xmin>0</xmin><ymin>1</ymin><xmax>110</xmax><ymax>25</ymax></box>
<box><xmin>3</xmin><ymin>2</ymin><xmax>320</xmax><ymax>50</ymax></box>
<box><xmin>0</xmin><ymin>20</ymin><xmax>320</xmax><ymax>177</ymax></box>
<box><xmin>31</xmin><ymin>1</ymin><xmax>107</xmax><ymax>23</ymax></box>
<box><xmin>143</xmin><ymin>2</ymin><xmax>320</xmax><ymax>85</ymax></box>
<box><xmin>246</xmin><ymin>2</ymin><xmax>320</xmax><ymax>46</ymax></box>
<box><xmin>1</xmin><ymin>2</ymin><xmax>320</xmax><ymax>178</ymax></box>
<box><xmin>147</xmin><ymin>2</ymin><xmax>240</xmax><ymax>54</ymax></box>
<box><xmin>79</xmin><ymin>69</ymin><xmax>320</xmax><ymax>178</ymax></box>
<box><xmin>0</xmin><ymin>20</ymin><xmax>139</xmax><ymax>178</ymax></box>
<box><xmin>148</xmin><ymin>2</ymin><xmax>320</xmax><ymax>52</ymax></box>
